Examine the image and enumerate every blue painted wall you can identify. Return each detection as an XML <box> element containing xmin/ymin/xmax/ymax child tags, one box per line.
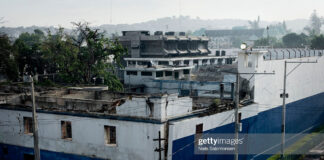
<box><xmin>0</xmin><ymin>143</ymin><xmax>105</xmax><ymax>160</ymax></box>
<box><xmin>172</xmin><ymin>92</ymin><xmax>324</xmax><ymax>160</ymax></box>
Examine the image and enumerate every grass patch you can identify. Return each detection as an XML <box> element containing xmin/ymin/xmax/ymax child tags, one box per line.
<box><xmin>267</xmin><ymin>124</ymin><xmax>324</xmax><ymax>160</ymax></box>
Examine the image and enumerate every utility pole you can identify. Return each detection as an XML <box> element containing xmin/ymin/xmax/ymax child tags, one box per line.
<box><xmin>30</xmin><ymin>75</ymin><xmax>40</xmax><ymax>160</ymax></box>
<box><xmin>280</xmin><ymin>61</ymin><xmax>287</xmax><ymax>159</ymax></box>
<box><xmin>223</xmin><ymin>71</ymin><xmax>275</xmax><ymax>160</ymax></box>
<box><xmin>234</xmin><ymin>73</ymin><xmax>240</xmax><ymax>160</ymax></box>
<box><xmin>154</xmin><ymin>131</ymin><xmax>166</xmax><ymax>160</ymax></box>
<box><xmin>280</xmin><ymin>60</ymin><xmax>317</xmax><ymax>159</ymax></box>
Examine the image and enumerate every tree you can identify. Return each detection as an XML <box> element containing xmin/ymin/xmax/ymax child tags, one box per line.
<box><xmin>42</xmin><ymin>22</ymin><xmax>126</xmax><ymax>91</ymax></box>
<box><xmin>14</xmin><ymin>29</ymin><xmax>46</xmax><ymax>76</ymax></box>
<box><xmin>192</xmin><ymin>28</ymin><xmax>205</xmax><ymax>36</ymax></box>
<box><xmin>254</xmin><ymin>37</ymin><xmax>284</xmax><ymax>48</ymax></box>
<box><xmin>254</xmin><ymin>38</ymin><xmax>270</xmax><ymax>46</ymax></box>
<box><xmin>282</xmin><ymin>33</ymin><xmax>308</xmax><ymax>48</ymax></box>
<box><xmin>248</xmin><ymin>16</ymin><xmax>260</xmax><ymax>29</ymax></box>
<box><xmin>311</xmin><ymin>35</ymin><xmax>324</xmax><ymax>49</ymax></box>
<box><xmin>0</xmin><ymin>34</ymin><xmax>18</xmax><ymax>81</ymax></box>
<box><xmin>304</xmin><ymin>10</ymin><xmax>323</xmax><ymax>37</ymax></box>
<box><xmin>42</xmin><ymin>28</ymin><xmax>80</xmax><ymax>82</ymax></box>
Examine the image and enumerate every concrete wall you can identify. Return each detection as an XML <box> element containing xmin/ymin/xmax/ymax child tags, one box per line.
<box><xmin>117</xmin><ymin>94</ymin><xmax>192</xmax><ymax>121</ymax></box>
<box><xmin>238</xmin><ymin>50</ymin><xmax>324</xmax><ymax>112</ymax></box>
<box><xmin>0</xmin><ymin>109</ymin><xmax>163</xmax><ymax>160</ymax></box>
<box><xmin>167</xmin><ymin>103</ymin><xmax>259</xmax><ymax>159</ymax></box>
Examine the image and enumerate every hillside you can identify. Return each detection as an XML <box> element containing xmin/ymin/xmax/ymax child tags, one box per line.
<box><xmin>0</xmin><ymin>16</ymin><xmax>309</xmax><ymax>38</ymax></box>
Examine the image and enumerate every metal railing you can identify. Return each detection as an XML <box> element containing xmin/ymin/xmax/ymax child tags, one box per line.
<box><xmin>264</xmin><ymin>49</ymin><xmax>324</xmax><ymax>60</ymax></box>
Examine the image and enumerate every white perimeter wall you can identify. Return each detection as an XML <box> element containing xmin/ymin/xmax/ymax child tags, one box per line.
<box><xmin>0</xmin><ymin>109</ymin><xmax>163</xmax><ymax>160</ymax></box>
<box><xmin>166</xmin><ymin>104</ymin><xmax>259</xmax><ymax>159</ymax></box>
<box><xmin>238</xmin><ymin>52</ymin><xmax>324</xmax><ymax>112</ymax></box>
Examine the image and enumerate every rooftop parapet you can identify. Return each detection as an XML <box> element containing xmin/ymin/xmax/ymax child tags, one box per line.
<box><xmin>0</xmin><ymin>86</ymin><xmax>193</xmax><ymax>121</ymax></box>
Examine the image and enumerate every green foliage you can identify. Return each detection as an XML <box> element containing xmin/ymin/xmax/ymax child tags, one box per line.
<box><xmin>311</xmin><ymin>35</ymin><xmax>324</xmax><ymax>49</ymax></box>
<box><xmin>14</xmin><ymin>29</ymin><xmax>46</xmax><ymax>76</ymax></box>
<box><xmin>304</xmin><ymin>10</ymin><xmax>323</xmax><ymax>37</ymax></box>
<box><xmin>192</xmin><ymin>28</ymin><xmax>206</xmax><ymax>36</ymax></box>
<box><xmin>254</xmin><ymin>38</ymin><xmax>270</xmax><ymax>46</ymax></box>
<box><xmin>213</xmin><ymin>99</ymin><xmax>221</xmax><ymax>106</ymax></box>
<box><xmin>282</xmin><ymin>33</ymin><xmax>309</xmax><ymax>48</ymax></box>
<box><xmin>36</xmin><ymin>79</ymin><xmax>57</xmax><ymax>87</ymax></box>
<box><xmin>42</xmin><ymin>22</ymin><xmax>126</xmax><ymax>91</ymax></box>
<box><xmin>0</xmin><ymin>34</ymin><xmax>18</xmax><ymax>81</ymax></box>
<box><xmin>1</xmin><ymin>22</ymin><xmax>126</xmax><ymax>91</ymax></box>
<box><xmin>254</xmin><ymin>37</ymin><xmax>284</xmax><ymax>48</ymax></box>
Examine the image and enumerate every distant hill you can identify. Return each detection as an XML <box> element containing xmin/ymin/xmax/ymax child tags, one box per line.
<box><xmin>0</xmin><ymin>16</ymin><xmax>309</xmax><ymax>38</ymax></box>
<box><xmin>97</xmin><ymin>16</ymin><xmax>309</xmax><ymax>35</ymax></box>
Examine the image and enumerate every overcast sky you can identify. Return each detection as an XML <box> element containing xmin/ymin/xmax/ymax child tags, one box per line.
<box><xmin>1</xmin><ymin>0</ymin><xmax>323</xmax><ymax>28</ymax></box>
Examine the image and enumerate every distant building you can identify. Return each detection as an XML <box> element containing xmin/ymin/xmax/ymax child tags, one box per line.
<box><xmin>118</xmin><ymin>31</ymin><xmax>237</xmax><ymax>96</ymax></box>
<box><xmin>205</xmin><ymin>29</ymin><xmax>265</xmax><ymax>48</ymax></box>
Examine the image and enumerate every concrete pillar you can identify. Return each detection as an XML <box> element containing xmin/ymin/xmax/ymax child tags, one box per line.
<box><xmin>198</xmin><ymin>60</ymin><xmax>202</xmax><ymax>66</ymax></box>
<box><xmin>189</xmin><ymin>60</ymin><xmax>194</xmax><ymax>66</ymax></box>
<box><xmin>206</xmin><ymin>59</ymin><xmax>211</xmax><ymax>65</ymax></box>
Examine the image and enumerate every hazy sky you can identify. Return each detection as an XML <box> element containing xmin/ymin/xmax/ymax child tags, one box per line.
<box><xmin>1</xmin><ymin>0</ymin><xmax>324</xmax><ymax>28</ymax></box>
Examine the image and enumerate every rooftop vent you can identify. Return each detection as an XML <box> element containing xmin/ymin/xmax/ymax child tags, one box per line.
<box><xmin>122</xmin><ymin>31</ymin><xmax>150</xmax><ymax>36</ymax></box>
<box><xmin>141</xmin><ymin>31</ymin><xmax>150</xmax><ymax>36</ymax></box>
<box><xmin>154</xmin><ymin>31</ymin><xmax>163</xmax><ymax>35</ymax></box>
<box><xmin>179</xmin><ymin>32</ymin><xmax>186</xmax><ymax>36</ymax></box>
<box><xmin>165</xmin><ymin>31</ymin><xmax>175</xmax><ymax>36</ymax></box>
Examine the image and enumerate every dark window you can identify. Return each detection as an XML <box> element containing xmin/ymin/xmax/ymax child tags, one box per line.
<box><xmin>221</xmin><ymin>50</ymin><xmax>226</xmax><ymax>56</ymax></box>
<box><xmin>2</xmin><ymin>146</ymin><xmax>8</xmax><ymax>155</ymax></box>
<box><xmin>173</xmin><ymin>61</ymin><xmax>180</xmax><ymax>66</ymax></box>
<box><xmin>193</xmin><ymin>60</ymin><xmax>199</xmax><ymax>64</ymax></box>
<box><xmin>156</xmin><ymin>71</ymin><xmax>163</xmax><ymax>77</ymax></box>
<box><xmin>147</xmin><ymin>101</ymin><xmax>154</xmax><ymax>117</ymax></box>
<box><xmin>178</xmin><ymin>41</ymin><xmax>187</xmax><ymax>51</ymax></box>
<box><xmin>210</xmin><ymin>59</ymin><xmax>215</xmax><ymax>64</ymax></box>
<box><xmin>24</xmin><ymin>117</ymin><xmax>33</xmax><ymax>134</ymax></box>
<box><xmin>165</xmin><ymin>71</ymin><xmax>172</xmax><ymax>77</ymax></box>
<box><xmin>158</xmin><ymin>61</ymin><xmax>169</xmax><ymax>65</ymax></box>
<box><xmin>226</xmin><ymin>58</ymin><xmax>233</xmax><ymax>64</ymax></box>
<box><xmin>183</xmin><ymin>69</ymin><xmax>190</xmax><ymax>75</ymax></box>
<box><xmin>126</xmin><ymin>71</ymin><xmax>137</xmax><ymax>75</ymax></box>
<box><xmin>137</xmin><ymin>61</ymin><xmax>150</xmax><ymax>66</ymax></box>
<box><xmin>196</xmin><ymin>124</ymin><xmax>203</xmax><ymax>134</ymax></box>
<box><xmin>141</xmin><ymin>72</ymin><xmax>152</xmax><ymax>76</ymax></box>
<box><xmin>216</xmin><ymin>50</ymin><xmax>220</xmax><ymax>56</ymax></box>
<box><xmin>184</xmin><ymin>60</ymin><xmax>190</xmax><ymax>65</ymax></box>
<box><xmin>24</xmin><ymin>154</ymin><xmax>34</xmax><ymax>160</ymax></box>
<box><xmin>105</xmin><ymin>126</ymin><xmax>116</xmax><ymax>145</ymax></box>
<box><xmin>61</xmin><ymin>121</ymin><xmax>72</xmax><ymax>140</ymax></box>
<box><xmin>218</xmin><ymin>59</ymin><xmax>223</xmax><ymax>65</ymax></box>
<box><xmin>128</xmin><ymin>61</ymin><xmax>136</xmax><ymax>65</ymax></box>
<box><xmin>195</xmin><ymin>123</ymin><xmax>203</xmax><ymax>145</ymax></box>
<box><xmin>174</xmin><ymin>72</ymin><xmax>179</xmax><ymax>79</ymax></box>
